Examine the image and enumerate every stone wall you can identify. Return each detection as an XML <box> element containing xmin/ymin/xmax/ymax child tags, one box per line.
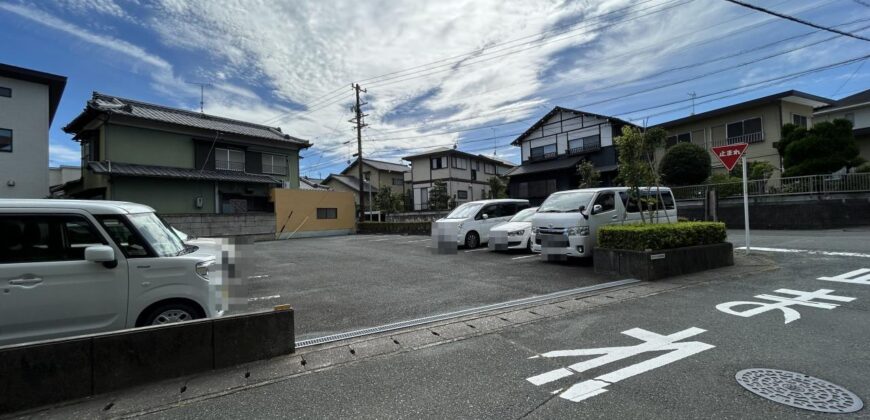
<box><xmin>163</xmin><ymin>213</ymin><xmax>275</xmax><ymax>239</ymax></box>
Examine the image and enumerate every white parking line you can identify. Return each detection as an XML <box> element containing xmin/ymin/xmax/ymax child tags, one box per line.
<box><xmin>369</xmin><ymin>237</ymin><xmax>399</xmax><ymax>242</ymax></box>
<box><xmin>512</xmin><ymin>255</ymin><xmax>539</xmax><ymax>260</ymax></box>
<box><xmin>464</xmin><ymin>248</ymin><xmax>489</xmax><ymax>253</ymax></box>
<box><xmin>737</xmin><ymin>246</ymin><xmax>870</xmax><ymax>258</ymax></box>
<box><xmin>403</xmin><ymin>239</ymin><xmax>430</xmax><ymax>243</ymax></box>
<box><xmin>247</xmin><ymin>295</ymin><xmax>281</xmax><ymax>302</ymax></box>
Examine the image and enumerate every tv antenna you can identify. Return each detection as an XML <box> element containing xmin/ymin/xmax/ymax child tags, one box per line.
<box><xmin>688</xmin><ymin>91</ymin><xmax>697</xmax><ymax>115</ymax></box>
<box><xmin>188</xmin><ymin>82</ymin><xmax>212</xmax><ymax>113</ymax></box>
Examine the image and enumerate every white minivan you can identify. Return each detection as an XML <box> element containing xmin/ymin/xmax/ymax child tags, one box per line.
<box><xmin>0</xmin><ymin>199</ymin><xmax>222</xmax><ymax>347</ymax></box>
<box><xmin>531</xmin><ymin>187</ymin><xmax>677</xmax><ymax>258</ymax></box>
<box><xmin>434</xmin><ymin>199</ymin><xmax>530</xmax><ymax>248</ymax></box>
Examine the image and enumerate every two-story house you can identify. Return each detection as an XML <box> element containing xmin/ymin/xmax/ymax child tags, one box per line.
<box><xmin>814</xmin><ymin>88</ymin><xmax>870</xmax><ymax>163</ymax></box>
<box><xmin>657</xmin><ymin>90</ymin><xmax>834</xmax><ymax>176</ymax></box>
<box><xmin>62</xmin><ymin>92</ymin><xmax>311</xmax><ymax>214</ymax></box>
<box><xmin>402</xmin><ymin>147</ymin><xmax>515</xmax><ymax>210</ymax></box>
<box><xmin>322</xmin><ymin>157</ymin><xmax>409</xmax><ymax>210</ymax></box>
<box><xmin>0</xmin><ymin>63</ymin><xmax>67</xmax><ymax>198</ymax></box>
<box><xmin>505</xmin><ymin>106</ymin><xmax>635</xmax><ymax>205</ymax></box>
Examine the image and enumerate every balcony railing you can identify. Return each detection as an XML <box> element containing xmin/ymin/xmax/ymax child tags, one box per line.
<box><xmin>529</xmin><ymin>151</ymin><xmax>558</xmax><ymax>162</ymax></box>
<box><xmin>671</xmin><ymin>172</ymin><xmax>870</xmax><ymax>201</ymax></box>
<box><xmin>568</xmin><ymin>139</ymin><xmax>601</xmax><ymax>155</ymax></box>
<box><xmin>216</xmin><ymin>160</ymin><xmax>245</xmax><ymax>171</ymax></box>
<box><xmin>725</xmin><ymin>131</ymin><xmax>764</xmax><ymax>145</ymax></box>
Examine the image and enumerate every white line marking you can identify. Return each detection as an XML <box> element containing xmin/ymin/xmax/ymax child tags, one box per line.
<box><xmin>464</xmin><ymin>248</ymin><xmax>489</xmax><ymax>253</ymax></box>
<box><xmin>369</xmin><ymin>238</ymin><xmax>398</xmax><ymax>242</ymax></box>
<box><xmin>736</xmin><ymin>246</ymin><xmax>870</xmax><ymax>258</ymax></box>
<box><xmin>247</xmin><ymin>275</ymin><xmax>270</xmax><ymax>280</ymax></box>
<box><xmin>818</xmin><ymin>268</ymin><xmax>870</xmax><ymax>285</ymax></box>
<box><xmin>715</xmin><ymin>288</ymin><xmax>855</xmax><ymax>324</ymax></box>
<box><xmin>512</xmin><ymin>255</ymin><xmax>539</xmax><ymax>260</ymax></box>
<box><xmin>403</xmin><ymin>239</ymin><xmax>431</xmax><ymax>243</ymax></box>
<box><xmin>247</xmin><ymin>295</ymin><xmax>281</xmax><ymax>302</ymax></box>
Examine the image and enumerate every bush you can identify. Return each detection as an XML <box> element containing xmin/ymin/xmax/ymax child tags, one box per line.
<box><xmin>856</xmin><ymin>162</ymin><xmax>870</xmax><ymax>173</ymax></box>
<box><xmin>659</xmin><ymin>143</ymin><xmax>711</xmax><ymax>186</ymax></box>
<box><xmin>598</xmin><ymin>222</ymin><xmax>727</xmax><ymax>251</ymax></box>
<box><xmin>706</xmin><ymin>173</ymin><xmax>742</xmax><ymax>198</ymax></box>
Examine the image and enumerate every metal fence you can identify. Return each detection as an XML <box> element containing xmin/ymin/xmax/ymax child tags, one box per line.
<box><xmin>671</xmin><ymin>172</ymin><xmax>870</xmax><ymax>201</ymax></box>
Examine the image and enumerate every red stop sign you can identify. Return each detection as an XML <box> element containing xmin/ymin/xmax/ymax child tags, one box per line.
<box><xmin>712</xmin><ymin>143</ymin><xmax>748</xmax><ymax>171</ymax></box>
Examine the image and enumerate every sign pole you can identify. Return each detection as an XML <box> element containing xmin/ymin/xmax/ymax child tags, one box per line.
<box><xmin>742</xmin><ymin>155</ymin><xmax>750</xmax><ymax>254</ymax></box>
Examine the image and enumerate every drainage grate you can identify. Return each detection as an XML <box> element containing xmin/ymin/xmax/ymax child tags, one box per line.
<box><xmin>735</xmin><ymin>368</ymin><xmax>863</xmax><ymax>413</ymax></box>
<box><xmin>295</xmin><ymin>278</ymin><xmax>639</xmax><ymax>348</ymax></box>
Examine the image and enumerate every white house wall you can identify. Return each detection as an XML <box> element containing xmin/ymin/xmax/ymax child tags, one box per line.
<box><xmin>517</xmin><ymin>109</ymin><xmax>614</xmax><ymax>163</ymax></box>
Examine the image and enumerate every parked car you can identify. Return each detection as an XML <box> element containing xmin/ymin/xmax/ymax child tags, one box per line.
<box><xmin>487</xmin><ymin>207</ymin><xmax>538</xmax><ymax>252</ymax></box>
<box><xmin>434</xmin><ymin>199</ymin><xmax>531</xmax><ymax>248</ymax></box>
<box><xmin>532</xmin><ymin>187</ymin><xmax>677</xmax><ymax>259</ymax></box>
<box><xmin>0</xmin><ymin>199</ymin><xmax>223</xmax><ymax>347</ymax></box>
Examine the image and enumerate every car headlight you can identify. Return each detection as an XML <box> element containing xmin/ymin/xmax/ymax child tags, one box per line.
<box><xmin>566</xmin><ymin>226</ymin><xmax>590</xmax><ymax>236</ymax></box>
<box><xmin>195</xmin><ymin>260</ymin><xmax>213</xmax><ymax>279</ymax></box>
<box><xmin>508</xmin><ymin>229</ymin><xmax>525</xmax><ymax>236</ymax></box>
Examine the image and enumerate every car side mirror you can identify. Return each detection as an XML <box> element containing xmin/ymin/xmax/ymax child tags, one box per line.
<box><xmin>592</xmin><ymin>204</ymin><xmax>603</xmax><ymax>214</ymax></box>
<box><xmin>482</xmin><ymin>213</ymin><xmax>489</xmax><ymax>220</ymax></box>
<box><xmin>578</xmin><ymin>205</ymin><xmax>589</xmax><ymax>220</ymax></box>
<box><xmin>85</xmin><ymin>245</ymin><xmax>117</xmax><ymax>268</ymax></box>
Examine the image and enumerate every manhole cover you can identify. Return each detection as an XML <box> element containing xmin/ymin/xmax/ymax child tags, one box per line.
<box><xmin>736</xmin><ymin>368</ymin><xmax>863</xmax><ymax>413</ymax></box>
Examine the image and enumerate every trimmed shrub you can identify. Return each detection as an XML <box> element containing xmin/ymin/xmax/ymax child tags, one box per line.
<box><xmin>358</xmin><ymin>221</ymin><xmax>431</xmax><ymax>235</ymax></box>
<box><xmin>598</xmin><ymin>222</ymin><xmax>727</xmax><ymax>251</ymax></box>
<box><xmin>856</xmin><ymin>162</ymin><xmax>870</xmax><ymax>173</ymax></box>
<box><xmin>659</xmin><ymin>142</ymin><xmax>711</xmax><ymax>186</ymax></box>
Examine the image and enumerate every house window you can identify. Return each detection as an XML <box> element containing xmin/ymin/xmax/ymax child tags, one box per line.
<box><xmin>392</xmin><ymin>177</ymin><xmax>403</xmax><ymax>186</ymax></box>
<box><xmin>471</xmin><ymin>160</ymin><xmax>479</xmax><ymax>170</ymax></box>
<box><xmin>316</xmin><ymin>208</ymin><xmax>337</xmax><ymax>219</ymax></box>
<box><xmin>0</xmin><ymin>87</ymin><xmax>10</xmax><ymax>98</ymax></box>
<box><xmin>420</xmin><ymin>187</ymin><xmax>429</xmax><ymax>209</ymax></box>
<box><xmin>568</xmin><ymin>135</ymin><xmax>601</xmax><ymax>153</ymax></box>
<box><xmin>471</xmin><ymin>169</ymin><xmax>477</xmax><ymax>180</ymax></box>
<box><xmin>666</xmin><ymin>132</ymin><xmax>691</xmax><ymax>148</ymax></box>
<box><xmin>430</xmin><ymin>156</ymin><xmax>446</xmax><ymax>169</ymax></box>
<box><xmin>484</xmin><ymin>163</ymin><xmax>495</xmax><ymax>174</ymax></box>
<box><xmin>529</xmin><ymin>143</ymin><xmax>557</xmax><ymax>160</ymax></box>
<box><xmin>0</xmin><ymin>128</ymin><xmax>11</xmax><ymax>153</ymax></box>
<box><xmin>726</xmin><ymin>117</ymin><xmax>763</xmax><ymax>144</ymax></box>
<box><xmin>792</xmin><ymin>114</ymin><xmax>808</xmax><ymax>128</ymax></box>
<box><xmin>457</xmin><ymin>190</ymin><xmax>468</xmax><ymax>199</ymax></box>
<box><xmin>216</xmin><ymin>148</ymin><xmax>245</xmax><ymax>171</ymax></box>
<box><xmin>261</xmin><ymin>153</ymin><xmax>288</xmax><ymax>175</ymax></box>
<box><xmin>452</xmin><ymin>156</ymin><xmax>468</xmax><ymax>169</ymax></box>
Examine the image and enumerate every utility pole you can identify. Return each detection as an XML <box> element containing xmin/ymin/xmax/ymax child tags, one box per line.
<box><xmin>688</xmin><ymin>91</ymin><xmax>697</xmax><ymax>115</ymax></box>
<box><xmin>350</xmin><ymin>84</ymin><xmax>368</xmax><ymax>222</ymax></box>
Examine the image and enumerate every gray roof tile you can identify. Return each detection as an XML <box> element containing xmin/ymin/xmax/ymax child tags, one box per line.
<box><xmin>88</xmin><ymin>161</ymin><xmax>282</xmax><ymax>184</ymax></box>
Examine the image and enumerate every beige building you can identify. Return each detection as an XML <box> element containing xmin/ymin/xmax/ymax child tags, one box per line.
<box><xmin>814</xmin><ymin>89</ymin><xmax>870</xmax><ymax>163</ymax></box>
<box><xmin>403</xmin><ymin>147</ymin><xmax>515</xmax><ymax>210</ymax></box>
<box><xmin>272</xmin><ymin>188</ymin><xmax>356</xmax><ymax>239</ymax></box>
<box><xmin>657</xmin><ymin>90</ymin><xmax>833</xmax><ymax>176</ymax></box>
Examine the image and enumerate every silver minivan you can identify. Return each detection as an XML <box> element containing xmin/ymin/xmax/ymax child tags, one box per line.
<box><xmin>0</xmin><ymin>199</ymin><xmax>222</xmax><ymax>347</ymax></box>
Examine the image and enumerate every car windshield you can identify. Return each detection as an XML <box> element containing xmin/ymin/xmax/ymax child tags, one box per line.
<box><xmin>171</xmin><ymin>227</ymin><xmax>190</xmax><ymax>241</ymax></box>
<box><xmin>538</xmin><ymin>192</ymin><xmax>595</xmax><ymax>213</ymax></box>
<box><xmin>445</xmin><ymin>203</ymin><xmax>483</xmax><ymax>219</ymax></box>
<box><xmin>509</xmin><ymin>207</ymin><xmax>538</xmax><ymax>222</ymax></box>
<box><xmin>127</xmin><ymin>212</ymin><xmax>187</xmax><ymax>257</ymax></box>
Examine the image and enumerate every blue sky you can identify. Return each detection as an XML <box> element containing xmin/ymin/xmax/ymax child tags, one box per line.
<box><xmin>1</xmin><ymin>0</ymin><xmax>867</xmax><ymax>177</ymax></box>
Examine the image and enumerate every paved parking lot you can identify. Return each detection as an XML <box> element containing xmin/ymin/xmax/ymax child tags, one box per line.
<box><xmin>239</xmin><ymin>234</ymin><xmax>617</xmax><ymax>340</ymax></box>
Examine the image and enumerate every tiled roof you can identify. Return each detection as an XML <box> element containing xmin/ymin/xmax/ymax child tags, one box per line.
<box><xmin>300</xmin><ymin>177</ymin><xmax>329</xmax><ymax>190</ymax></box>
<box><xmin>359</xmin><ymin>158</ymin><xmax>410</xmax><ymax>173</ymax></box>
<box><xmin>401</xmin><ymin>147</ymin><xmax>516</xmax><ymax>168</ymax></box>
<box><xmin>65</xmin><ymin>92</ymin><xmax>310</xmax><ymax>147</ymax></box>
<box><xmin>88</xmin><ymin>161</ymin><xmax>283</xmax><ymax>184</ymax></box>
<box><xmin>323</xmin><ymin>174</ymin><xmax>378</xmax><ymax>193</ymax></box>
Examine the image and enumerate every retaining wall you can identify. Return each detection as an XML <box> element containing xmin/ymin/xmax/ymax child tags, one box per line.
<box><xmin>386</xmin><ymin>211</ymin><xmax>449</xmax><ymax>223</ymax></box>
<box><xmin>678</xmin><ymin>193</ymin><xmax>870</xmax><ymax>229</ymax></box>
<box><xmin>0</xmin><ymin>308</ymin><xmax>294</xmax><ymax>414</ymax></box>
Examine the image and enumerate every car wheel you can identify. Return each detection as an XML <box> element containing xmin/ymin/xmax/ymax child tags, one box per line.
<box><xmin>526</xmin><ymin>238</ymin><xmax>533</xmax><ymax>253</ymax></box>
<box><xmin>465</xmin><ymin>231</ymin><xmax>480</xmax><ymax>248</ymax></box>
<box><xmin>141</xmin><ymin>302</ymin><xmax>201</xmax><ymax>326</ymax></box>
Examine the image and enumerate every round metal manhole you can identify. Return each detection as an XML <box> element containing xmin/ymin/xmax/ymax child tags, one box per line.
<box><xmin>736</xmin><ymin>368</ymin><xmax>863</xmax><ymax>413</ymax></box>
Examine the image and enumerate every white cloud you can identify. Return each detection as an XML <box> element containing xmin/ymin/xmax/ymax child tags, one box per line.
<box><xmin>54</xmin><ymin>0</ymin><xmax>133</xmax><ymax>20</ymax></box>
<box><xmin>49</xmin><ymin>142</ymin><xmax>82</xmax><ymax>165</ymax></box>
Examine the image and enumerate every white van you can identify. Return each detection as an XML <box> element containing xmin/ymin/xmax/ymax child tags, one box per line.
<box><xmin>531</xmin><ymin>187</ymin><xmax>677</xmax><ymax>258</ymax></box>
<box><xmin>434</xmin><ymin>199</ymin><xmax>530</xmax><ymax>248</ymax></box>
<box><xmin>0</xmin><ymin>199</ymin><xmax>222</xmax><ymax>347</ymax></box>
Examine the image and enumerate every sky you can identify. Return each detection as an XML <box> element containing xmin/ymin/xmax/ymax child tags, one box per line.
<box><xmin>1</xmin><ymin>0</ymin><xmax>868</xmax><ymax>177</ymax></box>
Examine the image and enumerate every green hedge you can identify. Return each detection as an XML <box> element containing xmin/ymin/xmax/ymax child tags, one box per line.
<box><xmin>598</xmin><ymin>222</ymin><xmax>727</xmax><ymax>251</ymax></box>
<box><xmin>358</xmin><ymin>221</ymin><xmax>431</xmax><ymax>235</ymax></box>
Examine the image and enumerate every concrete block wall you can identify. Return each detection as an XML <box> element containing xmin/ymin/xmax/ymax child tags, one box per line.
<box><xmin>163</xmin><ymin>213</ymin><xmax>276</xmax><ymax>238</ymax></box>
<box><xmin>678</xmin><ymin>193</ymin><xmax>870</xmax><ymax>229</ymax></box>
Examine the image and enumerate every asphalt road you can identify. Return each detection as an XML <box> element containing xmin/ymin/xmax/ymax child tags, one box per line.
<box><xmin>239</xmin><ymin>234</ymin><xmax>616</xmax><ymax>340</ymax></box>
<box><xmin>142</xmin><ymin>233</ymin><xmax>870</xmax><ymax>419</ymax></box>
<box><xmin>727</xmin><ymin>226</ymin><xmax>870</xmax><ymax>254</ymax></box>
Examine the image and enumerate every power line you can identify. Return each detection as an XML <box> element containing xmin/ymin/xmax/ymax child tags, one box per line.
<box><xmin>723</xmin><ymin>0</ymin><xmax>870</xmax><ymax>41</ymax></box>
<box><xmin>831</xmin><ymin>58</ymin><xmax>867</xmax><ymax>97</ymax></box>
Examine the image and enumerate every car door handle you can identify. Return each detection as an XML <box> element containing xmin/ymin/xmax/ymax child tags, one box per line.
<box><xmin>9</xmin><ymin>277</ymin><xmax>43</xmax><ymax>286</ymax></box>
<box><xmin>611</xmin><ymin>215</ymin><xmax>619</xmax><ymax>220</ymax></box>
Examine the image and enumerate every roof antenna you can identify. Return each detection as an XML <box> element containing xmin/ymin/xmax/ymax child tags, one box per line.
<box><xmin>688</xmin><ymin>91</ymin><xmax>697</xmax><ymax>115</ymax></box>
<box><xmin>188</xmin><ymin>82</ymin><xmax>212</xmax><ymax>113</ymax></box>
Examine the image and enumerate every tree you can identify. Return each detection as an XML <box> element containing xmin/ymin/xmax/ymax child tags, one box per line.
<box><xmin>614</xmin><ymin>126</ymin><xmax>666</xmax><ymax>223</ymax></box>
<box><xmin>428</xmin><ymin>180</ymin><xmax>450</xmax><ymax>210</ymax></box>
<box><xmin>730</xmin><ymin>160</ymin><xmax>776</xmax><ymax>181</ymax></box>
<box><xmin>374</xmin><ymin>187</ymin><xmax>405</xmax><ymax>214</ymax></box>
<box><xmin>658</xmin><ymin>142</ymin><xmax>711</xmax><ymax>186</ymax></box>
<box><xmin>777</xmin><ymin>119</ymin><xmax>860</xmax><ymax>176</ymax></box>
<box><xmin>487</xmin><ymin>176</ymin><xmax>508</xmax><ymax>198</ymax></box>
<box><xmin>576</xmin><ymin>160</ymin><xmax>601</xmax><ymax>188</ymax></box>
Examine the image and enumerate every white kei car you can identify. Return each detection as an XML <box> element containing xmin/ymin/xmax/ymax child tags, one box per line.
<box><xmin>487</xmin><ymin>207</ymin><xmax>538</xmax><ymax>252</ymax></box>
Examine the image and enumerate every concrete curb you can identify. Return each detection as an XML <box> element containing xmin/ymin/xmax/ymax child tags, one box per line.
<box><xmin>0</xmin><ymin>308</ymin><xmax>294</xmax><ymax>415</ymax></box>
